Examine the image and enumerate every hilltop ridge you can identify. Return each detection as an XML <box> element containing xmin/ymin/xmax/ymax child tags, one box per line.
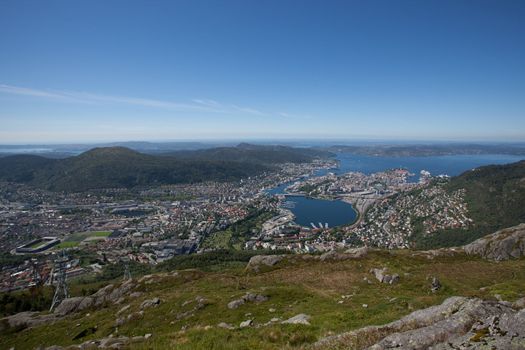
<box><xmin>0</xmin><ymin>144</ymin><xmax>329</xmax><ymax>192</ymax></box>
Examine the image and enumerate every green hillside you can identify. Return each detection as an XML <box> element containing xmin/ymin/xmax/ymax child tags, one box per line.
<box><xmin>1</xmin><ymin>249</ymin><xmax>524</xmax><ymax>349</ymax></box>
<box><xmin>0</xmin><ymin>145</ymin><xmax>330</xmax><ymax>192</ymax></box>
<box><xmin>414</xmin><ymin>160</ymin><xmax>525</xmax><ymax>248</ymax></box>
<box><xmin>167</xmin><ymin>143</ymin><xmax>334</xmax><ymax>164</ymax></box>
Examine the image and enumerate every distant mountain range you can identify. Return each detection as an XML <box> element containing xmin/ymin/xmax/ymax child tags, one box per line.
<box><xmin>0</xmin><ymin>144</ymin><xmax>331</xmax><ymax>192</ymax></box>
<box><xmin>2</xmin><ymin>142</ymin><xmax>525</xmax><ymax>159</ymax></box>
<box><xmin>326</xmin><ymin>143</ymin><xmax>525</xmax><ymax>157</ymax></box>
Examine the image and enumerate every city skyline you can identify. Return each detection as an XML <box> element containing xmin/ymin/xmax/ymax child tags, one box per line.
<box><xmin>1</xmin><ymin>0</ymin><xmax>525</xmax><ymax>143</ymax></box>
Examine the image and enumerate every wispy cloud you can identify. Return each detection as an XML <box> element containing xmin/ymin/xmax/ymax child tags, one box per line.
<box><xmin>0</xmin><ymin>84</ymin><xmax>72</xmax><ymax>100</ymax></box>
<box><xmin>0</xmin><ymin>83</ymin><xmax>312</xmax><ymax>119</ymax></box>
<box><xmin>0</xmin><ymin>84</ymin><xmax>215</xmax><ymax>112</ymax></box>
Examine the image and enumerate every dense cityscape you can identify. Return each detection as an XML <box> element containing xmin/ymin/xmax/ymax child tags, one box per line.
<box><xmin>0</xmin><ymin>153</ymin><xmax>475</xmax><ymax>293</ymax></box>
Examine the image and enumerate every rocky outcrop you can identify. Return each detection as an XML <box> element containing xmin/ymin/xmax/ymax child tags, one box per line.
<box><xmin>345</xmin><ymin>246</ymin><xmax>370</xmax><ymax>258</ymax></box>
<box><xmin>53</xmin><ymin>296</ymin><xmax>94</xmax><ymax>316</ymax></box>
<box><xmin>370</xmin><ymin>268</ymin><xmax>399</xmax><ymax>284</ymax></box>
<box><xmin>464</xmin><ymin>223</ymin><xmax>525</xmax><ymax>261</ymax></box>
<box><xmin>320</xmin><ymin>247</ymin><xmax>370</xmax><ymax>262</ymax></box>
<box><xmin>1</xmin><ymin>279</ymin><xmax>142</xmax><ymax>331</ymax></box>
<box><xmin>312</xmin><ymin>296</ymin><xmax>525</xmax><ymax>350</ymax></box>
<box><xmin>227</xmin><ymin>293</ymin><xmax>268</xmax><ymax>309</ymax></box>
<box><xmin>247</xmin><ymin>248</ymin><xmax>370</xmax><ymax>272</ymax></box>
<box><xmin>246</xmin><ymin>255</ymin><xmax>285</xmax><ymax>272</ymax></box>
<box><xmin>0</xmin><ymin>311</ymin><xmax>58</xmax><ymax>331</ymax></box>
<box><xmin>140</xmin><ymin>297</ymin><xmax>161</xmax><ymax>310</ymax></box>
<box><xmin>282</xmin><ymin>313</ymin><xmax>311</xmax><ymax>325</ymax></box>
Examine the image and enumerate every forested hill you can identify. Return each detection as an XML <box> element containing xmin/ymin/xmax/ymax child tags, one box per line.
<box><xmin>0</xmin><ymin>145</ymin><xmax>329</xmax><ymax>192</ymax></box>
<box><xmin>165</xmin><ymin>143</ymin><xmax>333</xmax><ymax>163</ymax></box>
<box><xmin>415</xmin><ymin>160</ymin><xmax>525</xmax><ymax>248</ymax></box>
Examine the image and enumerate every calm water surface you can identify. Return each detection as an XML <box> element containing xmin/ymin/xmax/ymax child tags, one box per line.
<box><xmin>269</xmin><ymin>153</ymin><xmax>524</xmax><ymax>227</ymax></box>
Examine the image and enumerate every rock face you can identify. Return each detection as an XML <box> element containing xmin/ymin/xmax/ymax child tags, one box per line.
<box><xmin>246</xmin><ymin>255</ymin><xmax>285</xmax><ymax>272</ymax></box>
<box><xmin>247</xmin><ymin>249</ymin><xmax>370</xmax><ymax>272</ymax></box>
<box><xmin>53</xmin><ymin>296</ymin><xmax>94</xmax><ymax>316</ymax></box>
<box><xmin>464</xmin><ymin>223</ymin><xmax>525</xmax><ymax>261</ymax></box>
<box><xmin>312</xmin><ymin>296</ymin><xmax>525</xmax><ymax>350</ymax></box>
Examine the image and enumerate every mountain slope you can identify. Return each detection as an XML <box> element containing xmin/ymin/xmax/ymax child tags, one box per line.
<box><xmin>0</xmin><ymin>147</ymin><xmax>271</xmax><ymax>192</ymax></box>
<box><xmin>0</xmin><ymin>144</ymin><xmax>331</xmax><ymax>192</ymax></box>
<box><xmin>413</xmin><ymin>160</ymin><xmax>525</xmax><ymax>247</ymax></box>
<box><xmin>166</xmin><ymin>143</ymin><xmax>333</xmax><ymax>164</ymax></box>
<box><xmin>1</xmin><ymin>236</ymin><xmax>525</xmax><ymax>349</ymax></box>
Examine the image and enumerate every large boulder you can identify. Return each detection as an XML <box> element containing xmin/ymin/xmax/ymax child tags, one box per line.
<box><xmin>370</xmin><ymin>268</ymin><xmax>399</xmax><ymax>284</ymax></box>
<box><xmin>282</xmin><ymin>314</ymin><xmax>311</xmax><ymax>325</ymax></box>
<box><xmin>345</xmin><ymin>246</ymin><xmax>369</xmax><ymax>258</ymax></box>
<box><xmin>140</xmin><ymin>297</ymin><xmax>161</xmax><ymax>309</ymax></box>
<box><xmin>53</xmin><ymin>296</ymin><xmax>94</xmax><ymax>316</ymax></box>
<box><xmin>227</xmin><ymin>293</ymin><xmax>268</xmax><ymax>309</ymax></box>
<box><xmin>246</xmin><ymin>255</ymin><xmax>284</xmax><ymax>272</ymax></box>
<box><xmin>320</xmin><ymin>247</ymin><xmax>370</xmax><ymax>262</ymax></box>
<box><xmin>312</xmin><ymin>296</ymin><xmax>525</xmax><ymax>350</ymax></box>
<box><xmin>464</xmin><ymin>223</ymin><xmax>525</xmax><ymax>261</ymax></box>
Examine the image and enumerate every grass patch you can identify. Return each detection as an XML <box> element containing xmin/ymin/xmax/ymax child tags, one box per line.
<box><xmin>62</xmin><ymin>231</ymin><xmax>111</xmax><ymax>243</ymax></box>
<box><xmin>56</xmin><ymin>241</ymin><xmax>80</xmax><ymax>249</ymax></box>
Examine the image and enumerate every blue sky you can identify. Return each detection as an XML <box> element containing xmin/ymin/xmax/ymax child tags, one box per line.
<box><xmin>1</xmin><ymin>0</ymin><xmax>524</xmax><ymax>143</ymax></box>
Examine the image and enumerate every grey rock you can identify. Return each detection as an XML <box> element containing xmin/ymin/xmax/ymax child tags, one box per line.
<box><xmin>1</xmin><ymin>311</ymin><xmax>58</xmax><ymax>330</ymax></box>
<box><xmin>431</xmin><ymin>277</ymin><xmax>441</xmax><ymax>293</ymax></box>
<box><xmin>370</xmin><ymin>268</ymin><xmax>399</xmax><ymax>284</ymax></box>
<box><xmin>370</xmin><ymin>268</ymin><xmax>387</xmax><ymax>282</ymax></box>
<box><xmin>513</xmin><ymin>297</ymin><xmax>525</xmax><ymax>309</ymax></box>
<box><xmin>320</xmin><ymin>247</ymin><xmax>370</xmax><ymax>262</ymax></box>
<box><xmin>464</xmin><ymin>223</ymin><xmax>525</xmax><ymax>261</ymax></box>
<box><xmin>227</xmin><ymin>299</ymin><xmax>245</xmax><ymax>309</ymax></box>
<box><xmin>319</xmin><ymin>250</ymin><xmax>346</xmax><ymax>261</ymax></box>
<box><xmin>228</xmin><ymin>293</ymin><xmax>268</xmax><ymax>309</ymax></box>
<box><xmin>246</xmin><ymin>255</ymin><xmax>284</xmax><ymax>272</ymax></box>
<box><xmin>389</xmin><ymin>274</ymin><xmax>400</xmax><ymax>285</ymax></box>
<box><xmin>282</xmin><ymin>313</ymin><xmax>311</xmax><ymax>325</ymax></box>
<box><xmin>313</xmin><ymin>296</ymin><xmax>525</xmax><ymax>350</ymax></box>
<box><xmin>140</xmin><ymin>297</ymin><xmax>160</xmax><ymax>309</ymax></box>
<box><xmin>239</xmin><ymin>319</ymin><xmax>253</xmax><ymax>328</ymax></box>
<box><xmin>114</xmin><ymin>317</ymin><xmax>125</xmax><ymax>327</ymax></box>
<box><xmin>217</xmin><ymin>322</ymin><xmax>235</xmax><ymax>330</ymax></box>
<box><xmin>53</xmin><ymin>297</ymin><xmax>94</xmax><ymax>316</ymax></box>
<box><xmin>117</xmin><ymin>304</ymin><xmax>130</xmax><ymax>315</ymax></box>
<box><xmin>243</xmin><ymin>293</ymin><xmax>268</xmax><ymax>303</ymax></box>
<box><xmin>345</xmin><ymin>246</ymin><xmax>369</xmax><ymax>258</ymax></box>
<box><xmin>130</xmin><ymin>336</ymin><xmax>145</xmax><ymax>343</ymax></box>
<box><xmin>129</xmin><ymin>291</ymin><xmax>142</xmax><ymax>298</ymax></box>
